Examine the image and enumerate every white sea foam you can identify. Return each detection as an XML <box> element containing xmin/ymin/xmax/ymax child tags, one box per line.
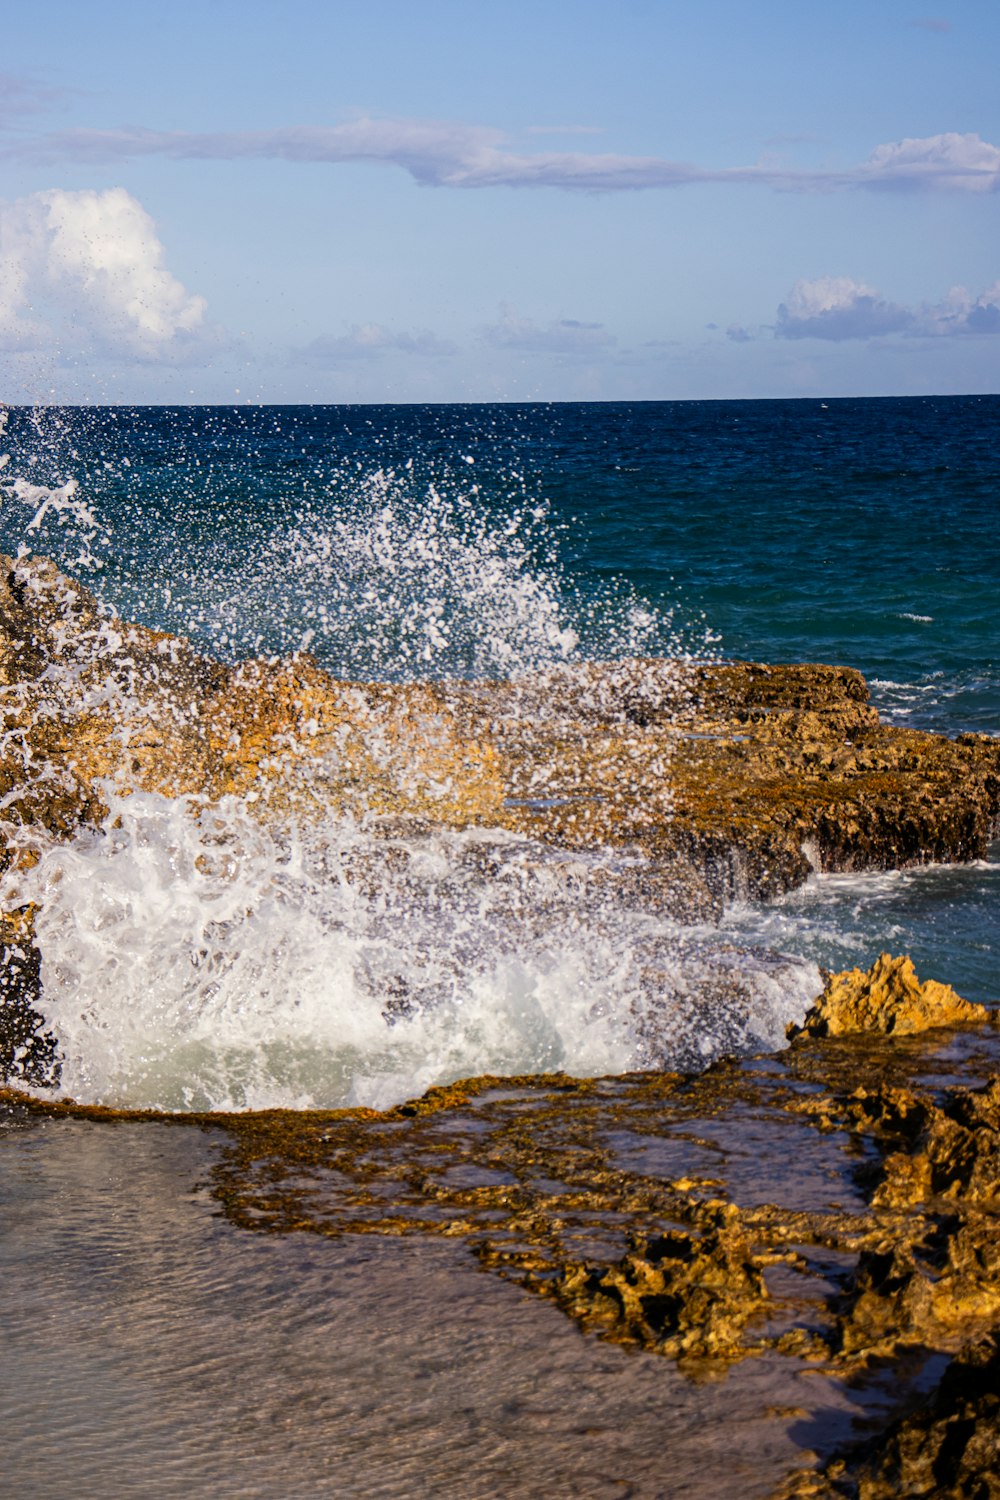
<box><xmin>0</xmin><ymin>412</ymin><xmax>820</xmax><ymax>1111</ymax></box>
<box><xmin>2</xmin><ymin>786</ymin><xmax>819</xmax><ymax>1110</ymax></box>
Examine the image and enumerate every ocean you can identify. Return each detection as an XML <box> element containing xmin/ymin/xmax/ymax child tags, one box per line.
<box><xmin>0</xmin><ymin>395</ymin><xmax>997</xmax><ymax>1110</ymax></box>
<box><xmin>2</xmin><ymin>395</ymin><xmax>998</xmax><ymax>1498</ymax></box>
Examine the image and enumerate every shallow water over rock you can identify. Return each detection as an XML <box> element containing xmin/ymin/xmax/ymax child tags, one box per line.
<box><xmin>1</xmin><ymin>1116</ymin><xmax>874</xmax><ymax>1500</ymax></box>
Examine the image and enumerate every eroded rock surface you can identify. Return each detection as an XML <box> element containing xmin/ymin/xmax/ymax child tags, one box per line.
<box><xmin>2</xmin><ymin>553</ymin><xmax>998</xmax><ymax>898</ymax></box>
<box><xmin>780</xmin><ymin>1333</ymin><xmax>1000</xmax><ymax>1497</ymax></box>
<box><xmin>4</xmin><ymin>968</ymin><xmax>1000</xmax><ymax>1488</ymax></box>
<box><xmin>3</xmin><ymin>555</ymin><xmax>1000</xmax><ymax>1485</ymax></box>
<box><xmin>0</xmin><ymin>551</ymin><xmax>504</xmax><ymax>842</ymax></box>
<box><xmin>790</xmin><ymin>953</ymin><xmax>991</xmax><ymax>1040</ymax></box>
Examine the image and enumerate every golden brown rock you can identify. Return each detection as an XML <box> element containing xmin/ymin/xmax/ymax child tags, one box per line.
<box><xmin>2</xmin><ymin>553</ymin><xmax>999</xmax><ymax>911</ymax></box>
<box><xmin>0</xmin><ymin>551</ymin><xmax>504</xmax><ymax>838</ymax></box>
<box><xmin>781</xmin><ymin>1333</ymin><xmax>1000</xmax><ymax>1498</ymax></box>
<box><xmin>554</xmin><ymin>1198</ymin><xmax>768</xmax><ymax>1364</ymax></box>
<box><xmin>789</xmin><ymin>953</ymin><xmax>991</xmax><ymax>1040</ymax></box>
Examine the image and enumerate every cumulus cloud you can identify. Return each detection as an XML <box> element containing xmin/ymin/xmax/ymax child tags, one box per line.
<box><xmin>858</xmin><ymin>132</ymin><xmax>1000</xmax><ymax>192</ymax></box>
<box><xmin>776</xmin><ymin>278</ymin><xmax>914</xmax><ymax>340</ymax></box>
<box><xmin>10</xmin><ymin>118</ymin><xmax>1000</xmax><ymax>194</ymax></box>
<box><xmin>775</xmin><ymin>275</ymin><xmax>1000</xmax><ymax>340</ymax></box>
<box><xmin>925</xmin><ymin>281</ymin><xmax>1000</xmax><ymax>334</ymax></box>
<box><xmin>0</xmin><ymin>187</ymin><xmax>215</xmax><ymax>361</ymax></box>
<box><xmin>481</xmin><ymin>306</ymin><xmax>616</xmax><ymax>354</ymax></box>
<box><xmin>296</xmin><ymin>323</ymin><xmax>457</xmax><ymax>363</ymax></box>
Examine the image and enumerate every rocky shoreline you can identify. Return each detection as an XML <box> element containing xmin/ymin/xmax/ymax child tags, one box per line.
<box><xmin>5</xmin><ymin>955</ymin><xmax>999</xmax><ymax>1495</ymax></box>
<box><xmin>2</xmin><ymin>551</ymin><xmax>998</xmax><ymax>892</ymax></box>
<box><xmin>2</xmin><ymin>550</ymin><xmax>999</xmax><ymax>1493</ymax></box>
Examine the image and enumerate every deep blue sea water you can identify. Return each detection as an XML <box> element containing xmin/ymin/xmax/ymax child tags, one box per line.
<box><xmin>0</xmin><ymin>397</ymin><xmax>997</xmax><ymax>1109</ymax></box>
<box><xmin>3</xmin><ymin>396</ymin><xmax>995</xmax><ymax>729</ymax></box>
<box><xmin>4</xmin><ymin>397</ymin><xmax>998</xmax><ymax>733</ymax></box>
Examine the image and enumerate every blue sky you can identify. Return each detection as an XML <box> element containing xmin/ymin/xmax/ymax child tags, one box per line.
<box><xmin>2</xmin><ymin>0</ymin><xmax>998</xmax><ymax>402</ymax></box>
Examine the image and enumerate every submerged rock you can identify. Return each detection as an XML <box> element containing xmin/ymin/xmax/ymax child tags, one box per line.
<box><xmin>789</xmin><ymin>953</ymin><xmax>991</xmax><ymax>1040</ymax></box>
<box><xmin>5</xmin><ymin>971</ymin><xmax>1000</xmax><ymax>1487</ymax></box>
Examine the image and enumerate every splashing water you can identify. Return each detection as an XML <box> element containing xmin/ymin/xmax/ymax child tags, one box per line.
<box><xmin>0</xmin><ymin>408</ymin><xmax>107</xmax><ymax>571</ymax></box>
<box><xmin>264</xmin><ymin>467</ymin><xmax>669</xmax><ymax>679</ymax></box>
<box><xmin>3</xmin><ymin>787</ymin><xmax>818</xmax><ymax>1111</ymax></box>
<box><xmin>0</xmin><ymin>405</ymin><xmax>821</xmax><ymax>1111</ymax></box>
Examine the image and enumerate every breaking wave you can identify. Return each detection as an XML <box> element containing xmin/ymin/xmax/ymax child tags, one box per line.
<box><xmin>0</xmin><ymin>404</ymin><xmax>822</xmax><ymax>1111</ymax></box>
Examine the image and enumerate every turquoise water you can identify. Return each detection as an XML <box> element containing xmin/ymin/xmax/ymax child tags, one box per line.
<box><xmin>0</xmin><ymin>397</ymin><xmax>997</xmax><ymax>1109</ymax></box>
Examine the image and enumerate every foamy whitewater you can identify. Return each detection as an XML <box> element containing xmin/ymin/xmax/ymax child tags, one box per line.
<box><xmin>1</xmin><ymin>400</ymin><xmax>996</xmax><ymax>1110</ymax></box>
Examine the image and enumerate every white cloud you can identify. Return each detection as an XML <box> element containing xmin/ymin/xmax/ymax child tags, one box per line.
<box><xmin>776</xmin><ymin>277</ymin><xmax>914</xmax><ymax>340</ymax></box>
<box><xmin>481</xmin><ymin>306</ymin><xmax>616</xmax><ymax>354</ymax></box>
<box><xmin>12</xmin><ymin>118</ymin><xmax>1000</xmax><ymax>195</ymax></box>
<box><xmin>859</xmin><ymin>132</ymin><xmax>1000</xmax><ymax>192</ymax></box>
<box><xmin>0</xmin><ymin>187</ymin><xmax>215</xmax><ymax>361</ymax></box>
<box><xmin>775</xmin><ymin>275</ymin><xmax>1000</xmax><ymax>340</ymax></box>
<box><xmin>924</xmin><ymin>281</ymin><xmax>1000</xmax><ymax>334</ymax></box>
<box><xmin>296</xmin><ymin>323</ymin><xmax>457</xmax><ymax>363</ymax></box>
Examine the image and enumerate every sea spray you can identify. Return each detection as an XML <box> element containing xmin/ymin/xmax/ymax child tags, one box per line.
<box><xmin>0</xmin><ymin>408</ymin><xmax>108</xmax><ymax>571</ymax></box>
<box><xmin>3</xmin><ymin>785</ymin><xmax>818</xmax><ymax>1110</ymax></box>
<box><xmin>0</xmin><ymin>404</ymin><xmax>682</xmax><ymax>676</ymax></box>
<box><xmin>0</xmin><ymin>403</ymin><xmax>825</xmax><ymax>1111</ymax></box>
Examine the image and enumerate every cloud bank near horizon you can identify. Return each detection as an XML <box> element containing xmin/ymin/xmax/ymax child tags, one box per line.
<box><xmin>775</xmin><ymin>275</ymin><xmax>1000</xmax><ymax>340</ymax></box>
<box><xmin>481</xmin><ymin>306</ymin><xmax>617</xmax><ymax>354</ymax></box>
<box><xmin>0</xmin><ymin>187</ymin><xmax>216</xmax><ymax>362</ymax></box>
<box><xmin>296</xmin><ymin>324</ymin><xmax>458</xmax><ymax>364</ymax></box>
<box><xmin>8</xmin><ymin>117</ymin><xmax>1000</xmax><ymax>194</ymax></box>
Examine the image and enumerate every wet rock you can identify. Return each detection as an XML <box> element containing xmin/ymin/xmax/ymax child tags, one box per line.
<box><xmin>2</xmin><ymin>554</ymin><xmax>998</xmax><ymax>920</ymax></box>
<box><xmin>0</xmin><ymin>551</ymin><xmax>504</xmax><ymax>831</ymax></box>
<box><xmin>554</xmin><ymin>1198</ymin><xmax>768</xmax><ymax>1363</ymax></box>
<box><xmin>861</xmin><ymin>1078</ymin><xmax>1000</xmax><ymax>1209</ymax></box>
<box><xmin>0</xmin><ymin>906</ymin><xmax>59</xmax><ymax>1088</ymax></box>
<box><xmin>782</xmin><ymin>1333</ymin><xmax>1000</xmax><ymax>1497</ymax></box>
<box><xmin>452</xmin><ymin>656</ymin><xmax>1000</xmax><ymax>903</ymax></box>
<box><xmin>6</xmin><ymin>1004</ymin><xmax>1000</xmax><ymax>1485</ymax></box>
<box><xmin>847</xmin><ymin>1332</ymin><xmax>1000</xmax><ymax>1499</ymax></box>
<box><xmin>833</xmin><ymin>1217</ymin><xmax>1000</xmax><ymax>1363</ymax></box>
<box><xmin>789</xmin><ymin>954</ymin><xmax>990</xmax><ymax>1040</ymax></box>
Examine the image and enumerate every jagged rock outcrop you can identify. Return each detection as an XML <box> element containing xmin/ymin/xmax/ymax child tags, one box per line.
<box><xmin>780</xmin><ymin>1333</ymin><xmax>1000</xmax><ymax>1497</ymax></box>
<box><xmin>0</xmin><ymin>551</ymin><xmax>504</xmax><ymax>845</ymax></box>
<box><xmin>789</xmin><ymin>953</ymin><xmax>991</xmax><ymax>1040</ymax></box>
<box><xmin>1</xmin><ymin>553</ymin><xmax>998</xmax><ymax>905</ymax></box>
<box><xmin>554</xmin><ymin>1199</ymin><xmax>768</xmax><ymax>1364</ymax></box>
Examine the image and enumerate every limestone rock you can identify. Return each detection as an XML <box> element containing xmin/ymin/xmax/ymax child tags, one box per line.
<box><xmin>849</xmin><ymin>1333</ymin><xmax>1000</xmax><ymax>1499</ymax></box>
<box><xmin>2</xmin><ymin>553</ymin><xmax>999</xmax><ymax>913</ymax></box>
<box><xmin>785</xmin><ymin>1334</ymin><xmax>1000</xmax><ymax>1498</ymax></box>
<box><xmin>554</xmin><ymin>1199</ymin><xmax>767</xmax><ymax>1362</ymax></box>
<box><xmin>789</xmin><ymin>954</ymin><xmax>990</xmax><ymax>1040</ymax></box>
<box><xmin>0</xmin><ymin>551</ymin><xmax>504</xmax><ymax>838</ymax></box>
